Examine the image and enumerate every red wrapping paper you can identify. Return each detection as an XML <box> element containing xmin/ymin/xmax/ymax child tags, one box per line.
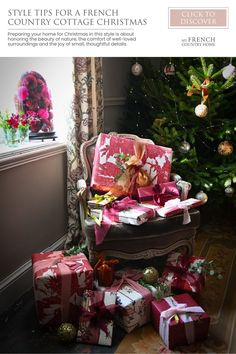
<box><xmin>94</xmin><ymin>257</ymin><xmax>119</xmax><ymax>287</ymax></box>
<box><xmin>77</xmin><ymin>290</ymin><xmax>116</xmax><ymax>346</ymax></box>
<box><xmin>162</xmin><ymin>252</ymin><xmax>205</xmax><ymax>293</ymax></box>
<box><xmin>94</xmin><ymin>197</ymin><xmax>156</xmax><ymax>246</ymax></box>
<box><xmin>157</xmin><ymin>198</ymin><xmax>203</xmax><ymax>218</ymax></box>
<box><xmin>137</xmin><ymin>181</ymin><xmax>180</xmax><ymax>206</ymax></box>
<box><xmin>91</xmin><ymin>133</ymin><xmax>172</xmax><ymax>194</ymax></box>
<box><xmin>151</xmin><ymin>293</ymin><xmax>210</xmax><ymax>349</ymax></box>
<box><xmin>32</xmin><ymin>251</ymin><xmax>93</xmax><ymax>327</ymax></box>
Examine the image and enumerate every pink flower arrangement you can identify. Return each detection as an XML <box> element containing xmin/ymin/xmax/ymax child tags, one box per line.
<box><xmin>0</xmin><ymin>111</ymin><xmax>36</xmax><ymax>131</ymax></box>
<box><xmin>16</xmin><ymin>71</ymin><xmax>53</xmax><ymax>133</ymax></box>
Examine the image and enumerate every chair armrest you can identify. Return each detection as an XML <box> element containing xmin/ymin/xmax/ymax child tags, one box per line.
<box><xmin>77</xmin><ymin>179</ymin><xmax>92</xmax><ymax>235</ymax></box>
<box><xmin>177</xmin><ymin>180</ymin><xmax>192</xmax><ymax>200</ymax></box>
<box><xmin>170</xmin><ymin>173</ymin><xmax>192</xmax><ymax>200</ymax></box>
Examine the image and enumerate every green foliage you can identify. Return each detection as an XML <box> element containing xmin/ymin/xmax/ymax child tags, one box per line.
<box><xmin>0</xmin><ymin>111</ymin><xmax>10</xmax><ymax>130</ymax></box>
<box><xmin>63</xmin><ymin>244</ymin><xmax>87</xmax><ymax>256</ymax></box>
<box><xmin>200</xmin><ymin>57</ymin><xmax>208</xmax><ymax>76</ymax></box>
<box><xmin>124</xmin><ymin>57</ymin><xmax>236</xmax><ymax>208</ymax></box>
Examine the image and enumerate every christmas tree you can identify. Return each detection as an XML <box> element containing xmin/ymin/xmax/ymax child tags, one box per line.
<box><xmin>123</xmin><ymin>58</ymin><xmax>236</xmax><ymax>209</ymax></box>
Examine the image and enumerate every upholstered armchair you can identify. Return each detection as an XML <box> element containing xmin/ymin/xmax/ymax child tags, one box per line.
<box><xmin>77</xmin><ymin>133</ymin><xmax>200</xmax><ymax>264</ymax></box>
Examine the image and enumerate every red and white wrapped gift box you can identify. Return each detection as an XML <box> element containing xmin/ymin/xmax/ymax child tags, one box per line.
<box><xmin>93</xmin><ymin>197</ymin><xmax>158</xmax><ymax>245</ymax></box>
<box><xmin>157</xmin><ymin>198</ymin><xmax>203</xmax><ymax>224</ymax></box>
<box><xmin>91</xmin><ymin>197</ymin><xmax>156</xmax><ymax>226</ymax></box>
<box><xmin>32</xmin><ymin>251</ymin><xmax>93</xmax><ymax>327</ymax></box>
<box><xmin>151</xmin><ymin>293</ymin><xmax>210</xmax><ymax>349</ymax></box>
<box><xmin>91</xmin><ymin>133</ymin><xmax>173</xmax><ymax>194</ymax></box>
<box><xmin>77</xmin><ymin>290</ymin><xmax>117</xmax><ymax>346</ymax></box>
<box><xmin>157</xmin><ymin>198</ymin><xmax>203</xmax><ymax>218</ymax></box>
<box><xmin>162</xmin><ymin>252</ymin><xmax>205</xmax><ymax>293</ymax></box>
<box><xmin>110</xmin><ymin>268</ymin><xmax>153</xmax><ymax>333</ymax></box>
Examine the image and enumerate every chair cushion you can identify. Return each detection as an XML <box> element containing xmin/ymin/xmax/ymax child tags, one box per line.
<box><xmin>84</xmin><ymin>209</ymin><xmax>200</xmax><ymax>252</ymax></box>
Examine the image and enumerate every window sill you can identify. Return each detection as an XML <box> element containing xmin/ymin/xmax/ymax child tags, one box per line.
<box><xmin>0</xmin><ymin>140</ymin><xmax>67</xmax><ymax>171</ymax></box>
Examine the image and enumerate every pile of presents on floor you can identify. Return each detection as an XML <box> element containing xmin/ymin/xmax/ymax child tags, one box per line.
<box><xmin>32</xmin><ymin>249</ymin><xmax>222</xmax><ymax>349</ymax></box>
<box><xmin>32</xmin><ymin>133</ymin><xmax>221</xmax><ymax>349</ymax></box>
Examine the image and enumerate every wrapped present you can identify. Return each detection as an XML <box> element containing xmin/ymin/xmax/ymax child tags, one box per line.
<box><xmin>157</xmin><ymin>198</ymin><xmax>203</xmax><ymax>224</ymax></box>
<box><xmin>32</xmin><ymin>251</ymin><xmax>93</xmax><ymax>327</ymax></box>
<box><xmin>92</xmin><ymin>197</ymin><xmax>156</xmax><ymax>226</ymax></box>
<box><xmin>77</xmin><ymin>290</ymin><xmax>117</xmax><ymax>346</ymax></box>
<box><xmin>151</xmin><ymin>293</ymin><xmax>210</xmax><ymax>349</ymax></box>
<box><xmin>94</xmin><ymin>256</ymin><xmax>119</xmax><ymax>287</ymax></box>
<box><xmin>94</xmin><ymin>197</ymin><xmax>156</xmax><ymax>246</ymax></box>
<box><xmin>138</xmin><ymin>181</ymin><xmax>180</xmax><ymax>206</ymax></box>
<box><xmin>162</xmin><ymin>252</ymin><xmax>205</xmax><ymax>293</ymax></box>
<box><xmin>164</xmin><ymin>251</ymin><xmax>206</xmax><ymax>271</ymax></box>
<box><xmin>110</xmin><ymin>268</ymin><xmax>153</xmax><ymax>333</ymax></box>
<box><xmin>87</xmin><ymin>192</ymin><xmax>118</xmax><ymax>209</ymax></box>
<box><xmin>91</xmin><ymin>133</ymin><xmax>173</xmax><ymax>195</ymax></box>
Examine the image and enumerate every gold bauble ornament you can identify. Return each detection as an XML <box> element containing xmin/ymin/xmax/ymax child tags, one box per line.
<box><xmin>142</xmin><ymin>267</ymin><xmax>159</xmax><ymax>284</ymax></box>
<box><xmin>195</xmin><ymin>190</ymin><xmax>208</xmax><ymax>204</ymax></box>
<box><xmin>136</xmin><ymin>169</ymin><xmax>151</xmax><ymax>187</ymax></box>
<box><xmin>57</xmin><ymin>323</ymin><xmax>77</xmax><ymax>343</ymax></box>
<box><xmin>217</xmin><ymin>140</ymin><xmax>233</xmax><ymax>156</ymax></box>
<box><xmin>195</xmin><ymin>104</ymin><xmax>208</xmax><ymax>118</ymax></box>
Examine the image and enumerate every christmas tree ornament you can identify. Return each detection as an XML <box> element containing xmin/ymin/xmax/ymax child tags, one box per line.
<box><xmin>179</xmin><ymin>141</ymin><xmax>191</xmax><ymax>154</ymax></box>
<box><xmin>225</xmin><ymin>129</ymin><xmax>232</xmax><ymax>136</ymax></box>
<box><xmin>142</xmin><ymin>266</ymin><xmax>159</xmax><ymax>284</ymax></box>
<box><xmin>225</xmin><ymin>186</ymin><xmax>234</xmax><ymax>197</ymax></box>
<box><xmin>57</xmin><ymin>323</ymin><xmax>77</xmax><ymax>343</ymax></box>
<box><xmin>131</xmin><ymin>62</ymin><xmax>143</xmax><ymax>76</ymax></box>
<box><xmin>164</xmin><ymin>63</ymin><xmax>175</xmax><ymax>76</ymax></box>
<box><xmin>217</xmin><ymin>140</ymin><xmax>234</xmax><ymax>156</ymax></box>
<box><xmin>195</xmin><ymin>190</ymin><xmax>208</xmax><ymax>204</ymax></box>
<box><xmin>195</xmin><ymin>104</ymin><xmax>208</xmax><ymax>118</ymax></box>
<box><xmin>200</xmin><ymin>79</ymin><xmax>210</xmax><ymax>103</ymax></box>
<box><xmin>170</xmin><ymin>173</ymin><xmax>182</xmax><ymax>183</ymax></box>
<box><xmin>222</xmin><ymin>63</ymin><xmax>235</xmax><ymax>79</ymax></box>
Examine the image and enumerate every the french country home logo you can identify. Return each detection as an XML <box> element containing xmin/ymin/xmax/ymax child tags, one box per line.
<box><xmin>169</xmin><ymin>8</ymin><xmax>228</xmax><ymax>28</ymax></box>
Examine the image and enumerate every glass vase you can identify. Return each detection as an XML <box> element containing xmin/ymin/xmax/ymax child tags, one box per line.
<box><xmin>19</xmin><ymin>128</ymin><xmax>29</xmax><ymax>144</ymax></box>
<box><xmin>4</xmin><ymin>128</ymin><xmax>19</xmax><ymax>147</ymax></box>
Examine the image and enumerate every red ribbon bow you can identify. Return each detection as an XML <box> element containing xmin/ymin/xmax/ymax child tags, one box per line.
<box><xmin>108</xmin><ymin>197</ymin><xmax>138</xmax><ymax>213</ymax></box>
<box><xmin>94</xmin><ymin>197</ymin><xmax>140</xmax><ymax>246</ymax></box>
<box><xmin>79</xmin><ymin>299</ymin><xmax>117</xmax><ymax>336</ymax></box>
<box><xmin>138</xmin><ymin>181</ymin><xmax>180</xmax><ymax>206</ymax></box>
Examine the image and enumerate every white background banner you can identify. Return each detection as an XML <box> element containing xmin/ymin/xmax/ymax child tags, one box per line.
<box><xmin>0</xmin><ymin>0</ymin><xmax>236</xmax><ymax>57</ymax></box>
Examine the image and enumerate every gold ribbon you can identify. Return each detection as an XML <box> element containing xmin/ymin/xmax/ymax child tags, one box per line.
<box><xmin>112</xmin><ymin>142</ymin><xmax>151</xmax><ymax>196</ymax></box>
<box><xmin>90</xmin><ymin>192</ymin><xmax>117</xmax><ymax>205</ymax></box>
<box><xmin>187</xmin><ymin>79</ymin><xmax>210</xmax><ymax>103</ymax></box>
